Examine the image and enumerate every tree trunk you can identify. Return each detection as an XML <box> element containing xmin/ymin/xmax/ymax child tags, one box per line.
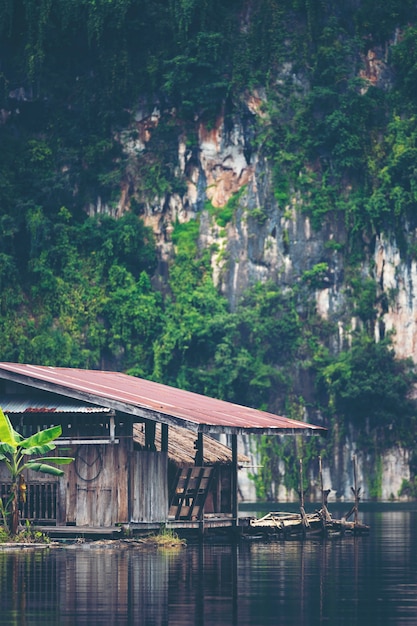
<box><xmin>11</xmin><ymin>481</ymin><xmax>19</xmax><ymax>535</ymax></box>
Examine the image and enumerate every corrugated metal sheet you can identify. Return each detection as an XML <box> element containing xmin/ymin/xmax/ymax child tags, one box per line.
<box><xmin>0</xmin><ymin>398</ymin><xmax>112</xmax><ymax>414</ymax></box>
<box><xmin>0</xmin><ymin>363</ymin><xmax>326</xmax><ymax>436</ymax></box>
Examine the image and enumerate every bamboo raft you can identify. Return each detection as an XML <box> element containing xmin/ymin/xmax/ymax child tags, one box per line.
<box><xmin>246</xmin><ymin>455</ymin><xmax>370</xmax><ymax>539</ymax></box>
<box><xmin>247</xmin><ymin>508</ymin><xmax>370</xmax><ymax>538</ymax></box>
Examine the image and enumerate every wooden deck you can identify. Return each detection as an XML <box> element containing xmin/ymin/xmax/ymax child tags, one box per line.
<box><xmin>33</xmin><ymin>509</ymin><xmax>370</xmax><ymax>541</ymax></box>
<box><xmin>33</xmin><ymin>514</ymin><xmax>241</xmax><ymax>540</ymax></box>
<box><xmin>124</xmin><ymin>514</ymin><xmax>241</xmax><ymax>540</ymax></box>
<box><xmin>33</xmin><ymin>525</ymin><xmax>124</xmax><ymax>539</ymax></box>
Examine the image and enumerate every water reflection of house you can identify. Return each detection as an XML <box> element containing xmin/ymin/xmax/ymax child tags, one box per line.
<box><xmin>0</xmin><ymin>363</ymin><xmax>325</xmax><ymax>537</ymax></box>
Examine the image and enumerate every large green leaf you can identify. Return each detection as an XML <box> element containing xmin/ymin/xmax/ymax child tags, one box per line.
<box><xmin>20</xmin><ymin>425</ymin><xmax>62</xmax><ymax>449</ymax></box>
<box><xmin>0</xmin><ymin>442</ymin><xmax>15</xmax><ymax>456</ymax></box>
<box><xmin>26</xmin><ymin>456</ymin><xmax>74</xmax><ymax>465</ymax></box>
<box><xmin>21</xmin><ymin>442</ymin><xmax>57</xmax><ymax>456</ymax></box>
<box><xmin>0</xmin><ymin>408</ymin><xmax>19</xmax><ymax>448</ymax></box>
<box><xmin>23</xmin><ymin>462</ymin><xmax>65</xmax><ymax>476</ymax></box>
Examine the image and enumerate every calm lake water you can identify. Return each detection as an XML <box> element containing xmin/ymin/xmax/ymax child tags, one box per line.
<box><xmin>1</xmin><ymin>509</ymin><xmax>417</xmax><ymax>625</ymax></box>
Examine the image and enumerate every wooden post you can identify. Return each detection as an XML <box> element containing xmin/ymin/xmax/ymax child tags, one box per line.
<box><xmin>231</xmin><ymin>434</ymin><xmax>238</xmax><ymax>530</ymax></box>
<box><xmin>319</xmin><ymin>456</ymin><xmax>324</xmax><ymax>509</ymax></box>
<box><xmin>346</xmin><ymin>454</ymin><xmax>361</xmax><ymax>526</ymax></box>
<box><xmin>145</xmin><ymin>420</ymin><xmax>156</xmax><ymax>451</ymax></box>
<box><xmin>352</xmin><ymin>454</ymin><xmax>359</xmax><ymax>526</ymax></box>
<box><xmin>299</xmin><ymin>458</ymin><xmax>304</xmax><ymax>509</ymax></box>
<box><xmin>299</xmin><ymin>458</ymin><xmax>309</xmax><ymax>531</ymax></box>
<box><xmin>161</xmin><ymin>423</ymin><xmax>168</xmax><ymax>453</ymax></box>
<box><xmin>109</xmin><ymin>415</ymin><xmax>115</xmax><ymax>443</ymax></box>
<box><xmin>318</xmin><ymin>456</ymin><xmax>331</xmax><ymax>523</ymax></box>
<box><xmin>194</xmin><ymin>432</ymin><xmax>204</xmax><ymax>466</ymax></box>
<box><xmin>162</xmin><ymin>423</ymin><xmax>169</xmax><ymax>519</ymax></box>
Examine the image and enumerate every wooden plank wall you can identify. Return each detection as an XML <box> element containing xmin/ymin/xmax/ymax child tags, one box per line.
<box><xmin>130</xmin><ymin>450</ymin><xmax>168</xmax><ymax>523</ymax></box>
<box><xmin>1</xmin><ymin>443</ymin><xmax>170</xmax><ymax>527</ymax></box>
<box><xmin>65</xmin><ymin>443</ymin><xmax>130</xmax><ymax>527</ymax></box>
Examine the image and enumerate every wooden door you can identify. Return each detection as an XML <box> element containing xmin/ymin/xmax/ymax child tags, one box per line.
<box><xmin>130</xmin><ymin>450</ymin><xmax>168</xmax><ymax>523</ymax></box>
<box><xmin>76</xmin><ymin>486</ymin><xmax>112</xmax><ymax>527</ymax></box>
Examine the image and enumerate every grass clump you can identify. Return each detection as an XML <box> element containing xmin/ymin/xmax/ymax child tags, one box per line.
<box><xmin>146</xmin><ymin>527</ymin><xmax>186</xmax><ymax>549</ymax></box>
<box><xmin>0</xmin><ymin>523</ymin><xmax>50</xmax><ymax>544</ymax></box>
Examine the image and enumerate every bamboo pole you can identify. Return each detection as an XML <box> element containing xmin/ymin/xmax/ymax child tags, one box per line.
<box><xmin>353</xmin><ymin>454</ymin><xmax>359</xmax><ymax>526</ymax></box>
<box><xmin>319</xmin><ymin>455</ymin><xmax>324</xmax><ymax>509</ymax></box>
<box><xmin>347</xmin><ymin>454</ymin><xmax>361</xmax><ymax>526</ymax></box>
<box><xmin>318</xmin><ymin>456</ymin><xmax>331</xmax><ymax>523</ymax></box>
<box><xmin>299</xmin><ymin>458</ymin><xmax>309</xmax><ymax>530</ymax></box>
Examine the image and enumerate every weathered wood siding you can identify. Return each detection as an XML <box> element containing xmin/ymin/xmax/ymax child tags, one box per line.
<box><xmin>130</xmin><ymin>450</ymin><xmax>168</xmax><ymax>523</ymax></box>
<box><xmin>65</xmin><ymin>443</ymin><xmax>130</xmax><ymax>527</ymax></box>
<box><xmin>1</xmin><ymin>442</ymin><xmax>170</xmax><ymax>527</ymax></box>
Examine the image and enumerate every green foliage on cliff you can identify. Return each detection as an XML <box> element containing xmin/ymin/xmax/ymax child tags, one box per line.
<box><xmin>317</xmin><ymin>334</ymin><xmax>416</xmax><ymax>445</ymax></box>
<box><xmin>2</xmin><ymin>0</ymin><xmax>417</xmax><ymax>237</ymax></box>
<box><xmin>0</xmin><ymin>209</ymin><xmax>159</xmax><ymax>371</ymax></box>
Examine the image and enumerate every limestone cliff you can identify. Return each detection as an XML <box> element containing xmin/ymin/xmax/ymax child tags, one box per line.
<box><xmin>114</xmin><ymin>42</ymin><xmax>416</xmax><ymax>502</ymax></box>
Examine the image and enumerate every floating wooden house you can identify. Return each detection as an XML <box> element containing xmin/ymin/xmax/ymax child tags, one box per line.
<box><xmin>0</xmin><ymin>363</ymin><xmax>325</xmax><ymax>537</ymax></box>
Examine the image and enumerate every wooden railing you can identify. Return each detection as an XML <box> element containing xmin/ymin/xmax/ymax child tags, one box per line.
<box><xmin>0</xmin><ymin>482</ymin><xmax>58</xmax><ymax>523</ymax></box>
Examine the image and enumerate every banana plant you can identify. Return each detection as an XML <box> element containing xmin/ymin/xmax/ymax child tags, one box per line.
<box><xmin>0</xmin><ymin>407</ymin><xmax>74</xmax><ymax>535</ymax></box>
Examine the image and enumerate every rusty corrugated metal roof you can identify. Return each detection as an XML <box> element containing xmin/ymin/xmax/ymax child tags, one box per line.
<box><xmin>0</xmin><ymin>398</ymin><xmax>113</xmax><ymax>414</ymax></box>
<box><xmin>0</xmin><ymin>363</ymin><xmax>325</xmax><ymax>436</ymax></box>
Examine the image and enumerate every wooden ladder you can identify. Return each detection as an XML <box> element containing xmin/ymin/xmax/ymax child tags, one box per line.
<box><xmin>169</xmin><ymin>466</ymin><xmax>215</xmax><ymax>520</ymax></box>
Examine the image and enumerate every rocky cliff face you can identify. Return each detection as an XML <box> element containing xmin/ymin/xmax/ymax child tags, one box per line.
<box><xmin>114</xmin><ymin>48</ymin><xmax>415</xmax><ymax>502</ymax></box>
<box><xmin>374</xmin><ymin>234</ymin><xmax>417</xmax><ymax>362</ymax></box>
